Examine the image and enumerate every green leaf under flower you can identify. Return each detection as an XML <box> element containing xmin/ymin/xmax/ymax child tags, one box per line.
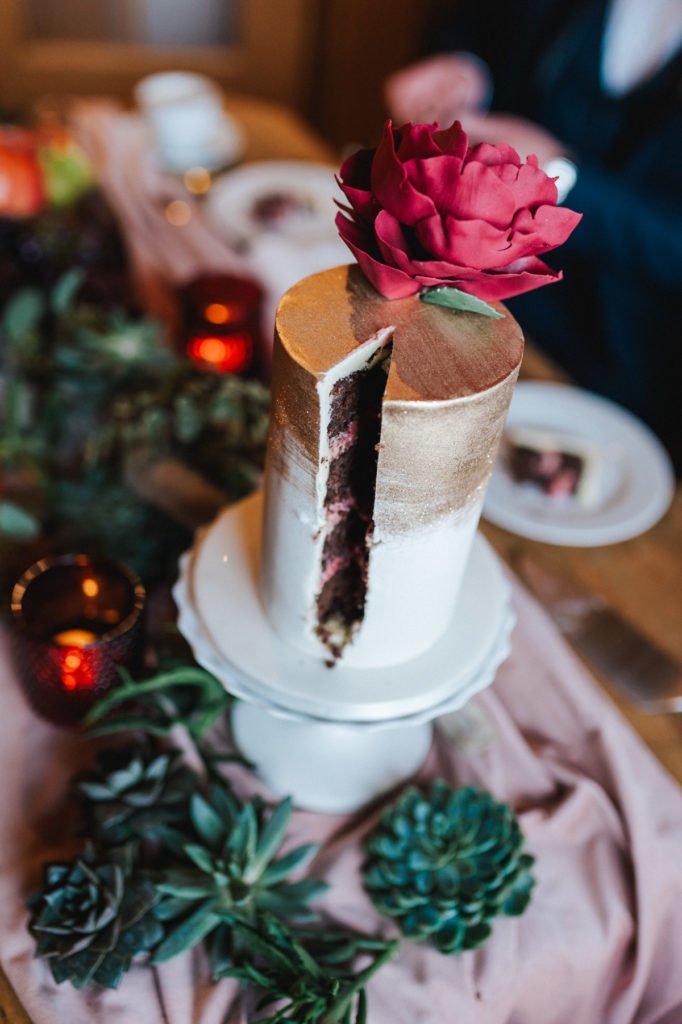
<box><xmin>420</xmin><ymin>286</ymin><xmax>505</xmax><ymax>319</ymax></box>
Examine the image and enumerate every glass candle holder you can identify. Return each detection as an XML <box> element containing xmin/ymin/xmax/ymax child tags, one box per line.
<box><xmin>182</xmin><ymin>273</ymin><xmax>263</xmax><ymax>376</ymax></box>
<box><xmin>10</xmin><ymin>554</ymin><xmax>145</xmax><ymax>727</ymax></box>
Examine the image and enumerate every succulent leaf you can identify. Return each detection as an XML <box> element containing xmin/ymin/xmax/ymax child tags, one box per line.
<box><xmin>153</xmin><ymin>782</ymin><xmax>325</xmax><ymax>970</ymax></box>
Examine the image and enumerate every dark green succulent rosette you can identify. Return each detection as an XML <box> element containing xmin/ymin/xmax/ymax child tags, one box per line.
<box><xmin>363</xmin><ymin>781</ymin><xmax>535</xmax><ymax>953</ymax></box>
<box><xmin>25</xmin><ymin>843</ymin><xmax>162</xmax><ymax>989</ymax></box>
<box><xmin>76</xmin><ymin>741</ymin><xmax>197</xmax><ymax>846</ymax></box>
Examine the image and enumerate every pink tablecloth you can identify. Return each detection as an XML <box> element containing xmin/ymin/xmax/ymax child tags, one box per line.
<box><xmin>1</xmin><ymin>575</ymin><xmax>681</xmax><ymax>1024</ymax></box>
<box><xmin>70</xmin><ymin>101</ymin><xmax>348</xmax><ymax>358</ymax></box>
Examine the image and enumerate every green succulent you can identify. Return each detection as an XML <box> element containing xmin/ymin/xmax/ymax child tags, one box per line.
<box><xmin>25</xmin><ymin>843</ymin><xmax>163</xmax><ymax>989</ymax></box>
<box><xmin>363</xmin><ymin>781</ymin><xmax>535</xmax><ymax>953</ymax></box>
<box><xmin>152</xmin><ymin>783</ymin><xmax>327</xmax><ymax>966</ymax></box>
<box><xmin>223</xmin><ymin>917</ymin><xmax>399</xmax><ymax>1024</ymax></box>
<box><xmin>76</xmin><ymin>741</ymin><xmax>197</xmax><ymax>846</ymax></box>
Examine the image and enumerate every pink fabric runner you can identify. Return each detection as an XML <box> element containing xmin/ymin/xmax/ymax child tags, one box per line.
<box><xmin>70</xmin><ymin>101</ymin><xmax>348</xmax><ymax>357</ymax></box>
<box><xmin>1</xmin><ymin>575</ymin><xmax>681</xmax><ymax>1023</ymax></box>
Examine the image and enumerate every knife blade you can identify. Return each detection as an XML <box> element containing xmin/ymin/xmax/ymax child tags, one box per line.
<box><xmin>512</xmin><ymin>553</ymin><xmax>682</xmax><ymax>711</ymax></box>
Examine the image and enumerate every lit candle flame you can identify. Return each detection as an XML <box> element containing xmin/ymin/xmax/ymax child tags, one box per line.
<box><xmin>81</xmin><ymin>577</ymin><xmax>99</xmax><ymax>598</ymax></box>
<box><xmin>52</xmin><ymin>628</ymin><xmax>98</xmax><ymax>648</ymax></box>
<box><xmin>187</xmin><ymin>333</ymin><xmax>252</xmax><ymax>374</ymax></box>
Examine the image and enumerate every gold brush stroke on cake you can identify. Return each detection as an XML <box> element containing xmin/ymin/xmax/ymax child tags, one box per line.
<box><xmin>268</xmin><ymin>264</ymin><xmax>524</xmax><ymax>530</ymax></box>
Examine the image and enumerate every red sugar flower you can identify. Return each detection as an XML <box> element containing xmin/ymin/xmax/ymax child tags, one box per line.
<box><xmin>336</xmin><ymin>120</ymin><xmax>581</xmax><ymax>305</ymax></box>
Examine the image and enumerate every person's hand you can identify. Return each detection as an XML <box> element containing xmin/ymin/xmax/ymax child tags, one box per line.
<box><xmin>462</xmin><ymin>111</ymin><xmax>568</xmax><ymax>166</ymax></box>
<box><xmin>384</xmin><ymin>53</ymin><xmax>491</xmax><ymax>127</ymax></box>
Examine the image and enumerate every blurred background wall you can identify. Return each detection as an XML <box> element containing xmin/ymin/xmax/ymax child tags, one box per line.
<box><xmin>0</xmin><ymin>0</ymin><xmax>443</xmax><ymax>148</ymax></box>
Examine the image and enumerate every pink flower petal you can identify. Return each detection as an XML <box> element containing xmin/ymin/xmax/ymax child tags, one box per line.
<box><xmin>455</xmin><ymin>256</ymin><xmax>564</xmax><ymax>300</ymax></box>
<box><xmin>338</xmin><ymin>146</ymin><xmax>373</xmax><ymax>189</ymax></box>
<box><xmin>336</xmin><ymin>211</ymin><xmax>420</xmax><ymax>298</ymax></box>
<box><xmin>371</xmin><ymin>123</ymin><xmax>436</xmax><ymax>225</ymax></box>
<box><xmin>416</xmin><ymin>214</ymin><xmax>513</xmax><ymax>269</ymax></box>
<box><xmin>402</xmin><ymin>155</ymin><xmax>466</xmax><ymax>219</ymax></box>
<box><xmin>505</xmin><ymin>161</ymin><xmax>558</xmax><ymax>210</ymax></box>
<box><xmin>466</xmin><ymin>142</ymin><xmax>522</xmax><ymax>168</ymax></box>
<box><xmin>395</xmin><ymin>122</ymin><xmax>444</xmax><ymax>160</ymax></box>
<box><xmin>511</xmin><ymin>204</ymin><xmax>583</xmax><ymax>248</ymax></box>
<box><xmin>337</xmin><ymin>180</ymin><xmax>376</xmax><ymax>221</ymax></box>
<box><xmin>420</xmin><ymin>159</ymin><xmax>517</xmax><ymax>227</ymax></box>
<box><xmin>373</xmin><ymin>210</ymin><xmax>413</xmax><ymax>268</ymax></box>
<box><xmin>432</xmin><ymin>120</ymin><xmax>469</xmax><ymax>158</ymax></box>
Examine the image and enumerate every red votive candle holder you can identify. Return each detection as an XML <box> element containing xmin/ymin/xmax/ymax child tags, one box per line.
<box><xmin>10</xmin><ymin>554</ymin><xmax>145</xmax><ymax>727</ymax></box>
<box><xmin>181</xmin><ymin>273</ymin><xmax>263</xmax><ymax>377</ymax></box>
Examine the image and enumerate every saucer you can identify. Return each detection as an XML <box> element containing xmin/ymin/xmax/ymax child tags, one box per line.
<box><xmin>151</xmin><ymin>114</ymin><xmax>244</xmax><ymax>173</ymax></box>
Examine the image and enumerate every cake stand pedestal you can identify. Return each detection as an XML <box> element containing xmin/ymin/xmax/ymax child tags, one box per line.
<box><xmin>174</xmin><ymin>492</ymin><xmax>514</xmax><ymax>813</ymax></box>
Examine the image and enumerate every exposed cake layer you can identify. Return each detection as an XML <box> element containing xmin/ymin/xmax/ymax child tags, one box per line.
<box><xmin>316</xmin><ymin>351</ymin><xmax>391</xmax><ymax>658</ymax></box>
<box><xmin>259</xmin><ymin>265</ymin><xmax>523</xmax><ymax>667</ymax></box>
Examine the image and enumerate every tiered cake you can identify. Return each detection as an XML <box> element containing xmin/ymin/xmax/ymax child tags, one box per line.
<box><xmin>259</xmin><ymin>264</ymin><xmax>524</xmax><ymax>667</ymax></box>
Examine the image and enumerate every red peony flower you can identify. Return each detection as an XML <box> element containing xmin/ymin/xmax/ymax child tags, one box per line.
<box><xmin>0</xmin><ymin>127</ymin><xmax>45</xmax><ymax>219</ymax></box>
<box><xmin>335</xmin><ymin>120</ymin><xmax>581</xmax><ymax>302</ymax></box>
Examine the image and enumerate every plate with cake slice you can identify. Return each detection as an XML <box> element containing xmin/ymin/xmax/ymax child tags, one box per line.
<box><xmin>205</xmin><ymin>160</ymin><xmax>343</xmax><ymax>249</ymax></box>
<box><xmin>484</xmin><ymin>382</ymin><xmax>674</xmax><ymax>546</ymax></box>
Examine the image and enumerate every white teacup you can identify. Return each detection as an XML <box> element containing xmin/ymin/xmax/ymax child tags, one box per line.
<box><xmin>135</xmin><ymin>71</ymin><xmax>234</xmax><ymax>171</ymax></box>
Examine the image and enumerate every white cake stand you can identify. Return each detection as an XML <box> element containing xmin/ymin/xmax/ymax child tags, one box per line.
<box><xmin>173</xmin><ymin>492</ymin><xmax>514</xmax><ymax>813</ymax></box>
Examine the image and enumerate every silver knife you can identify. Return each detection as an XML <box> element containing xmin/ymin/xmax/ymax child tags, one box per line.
<box><xmin>512</xmin><ymin>554</ymin><xmax>682</xmax><ymax>712</ymax></box>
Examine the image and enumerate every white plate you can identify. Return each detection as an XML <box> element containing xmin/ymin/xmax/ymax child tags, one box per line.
<box><xmin>205</xmin><ymin>160</ymin><xmax>342</xmax><ymax>247</ymax></box>
<box><xmin>484</xmin><ymin>382</ymin><xmax>674</xmax><ymax>546</ymax></box>
<box><xmin>174</xmin><ymin>491</ymin><xmax>513</xmax><ymax>724</ymax></box>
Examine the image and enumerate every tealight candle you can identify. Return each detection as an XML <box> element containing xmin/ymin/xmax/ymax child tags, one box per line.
<box><xmin>182</xmin><ymin>273</ymin><xmax>263</xmax><ymax>377</ymax></box>
<box><xmin>10</xmin><ymin>554</ymin><xmax>145</xmax><ymax>727</ymax></box>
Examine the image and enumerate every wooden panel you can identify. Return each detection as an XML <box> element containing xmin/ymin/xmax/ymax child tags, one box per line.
<box><xmin>306</xmin><ymin>0</ymin><xmax>438</xmax><ymax>148</ymax></box>
<box><xmin>0</xmin><ymin>0</ymin><xmax>318</xmax><ymax>112</ymax></box>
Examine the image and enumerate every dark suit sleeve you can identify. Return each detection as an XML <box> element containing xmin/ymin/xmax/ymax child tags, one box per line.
<box><xmin>566</xmin><ymin>165</ymin><xmax>682</xmax><ymax>290</ymax></box>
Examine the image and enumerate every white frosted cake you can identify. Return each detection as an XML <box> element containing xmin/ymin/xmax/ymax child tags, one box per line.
<box><xmin>259</xmin><ymin>264</ymin><xmax>524</xmax><ymax>668</ymax></box>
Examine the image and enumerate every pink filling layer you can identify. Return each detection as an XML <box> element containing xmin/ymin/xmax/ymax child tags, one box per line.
<box><xmin>328</xmin><ymin>419</ymin><xmax>359</xmax><ymax>459</ymax></box>
<box><xmin>325</xmin><ymin>498</ymin><xmax>354</xmax><ymax>530</ymax></box>
<box><xmin>320</xmin><ymin>554</ymin><xmax>345</xmax><ymax>586</ymax></box>
<box><xmin>320</xmin><ymin>544</ymin><xmax>366</xmax><ymax>586</ymax></box>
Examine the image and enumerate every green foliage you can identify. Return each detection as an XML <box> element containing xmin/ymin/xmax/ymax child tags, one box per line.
<box><xmin>153</xmin><ymin>786</ymin><xmax>326</xmax><ymax>966</ymax></box>
<box><xmin>0</xmin><ymin>271</ymin><xmax>270</xmax><ymax>583</ymax></box>
<box><xmin>84</xmin><ymin>663</ymin><xmax>234</xmax><ymax>744</ymax></box>
<box><xmin>76</xmin><ymin>742</ymin><xmax>197</xmax><ymax>846</ymax></box>
<box><xmin>222</xmin><ymin>917</ymin><xmax>399</xmax><ymax>1024</ymax></box>
<box><xmin>25</xmin><ymin>843</ymin><xmax>163</xmax><ymax>989</ymax></box>
<box><xmin>24</xmin><ymin>590</ymin><xmax>535</xmax><ymax>1012</ymax></box>
<box><xmin>363</xmin><ymin>781</ymin><xmax>535</xmax><ymax>953</ymax></box>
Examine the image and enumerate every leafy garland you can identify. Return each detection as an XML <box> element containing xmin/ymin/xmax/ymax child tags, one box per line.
<box><xmin>0</xmin><ymin>268</ymin><xmax>270</xmax><ymax>587</ymax></box>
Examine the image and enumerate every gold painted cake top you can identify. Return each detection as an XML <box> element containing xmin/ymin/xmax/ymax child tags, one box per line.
<box><xmin>275</xmin><ymin>264</ymin><xmax>524</xmax><ymax>402</ymax></box>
